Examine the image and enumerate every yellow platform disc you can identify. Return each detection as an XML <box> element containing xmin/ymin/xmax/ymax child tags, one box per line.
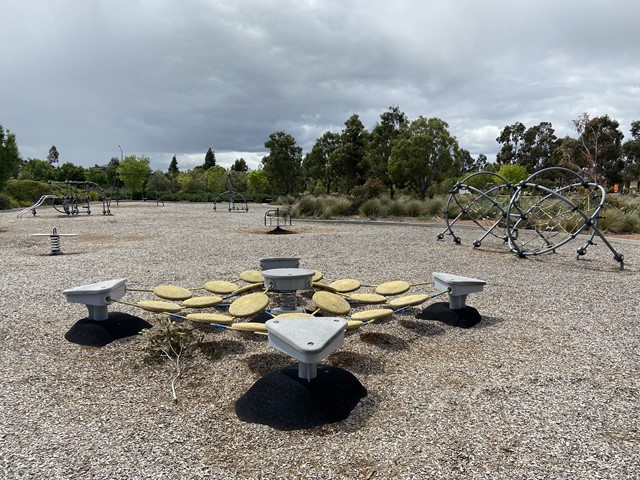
<box><xmin>312</xmin><ymin>291</ymin><xmax>351</xmax><ymax>316</ymax></box>
<box><xmin>374</xmin><ymin>280</ymin><xmax>411</xmax><ymax>296</ymax></box>
<box><xmin>136</xmin><ymin>300</ymin><xmax>182</xmax><ymax>313</ymax></box>
<box><xmin>232</xmin><ymin>283</ymin><xmax>263</xmax><ymax>295</ymax></box>
<box><xmin>228</xmin><ymin>292</ymin><xmax>270</xmax><ymax>317</ymax></box>
<box><xmin>346</xmin><ymin>319</ymin><xmax>364</xmax><ymax>331</ymax></box>
<box><xmin>388</xmin><ymin>293</ymin><xmax>431</xmax><ymax>308</ymax></box>
<box><xmin>186</xmin><ymin>313</ymin><xmax>234</xmax><ymax>325</ymax></box>
<box><xmin>348</xmin><ymin>292</ymin><xmax>387</xmax><ymax>304</ymax></box>
<box><xmin>329</xmin><ymin>278</ymin><xmax>362</xmax><ymax>293</ymax></box>
<box><xmin>313</xmin><ymin>270</ymin><xmax>323</xmax><ymax>282</ymax></box>
<box><xmin>350</xmin><ymin>308</ymin><xmax>394</xmax><ymax>322</ymax></box>
<box><xmin>239</xmin><ymin>270</ymin><xmax>264</xmax><ymax>284</ymax></box>
<box><xmin>181</xmin><ymin>295</ymin><xmax>223</xmax><ymax>308</ymax></box>
<box><xmin>313</xmin><ymin>282</ymin><xmax>338</xmax><ymax>293</ymax></box>
<box><xmin>153</xmin><ymin>285</ymin><xmax>193</xmax><ymax>301</ymax></box>
<box><xmin>203</xmin><ymin>280</ymin><xmax>238</xmax><ymax>294</ymax></box>
<box><xmin>229</xmin><ymin>322</ymin><xmax>268</xmax><ymax>333</ymax></box>
<box><xmin>272</xmin><ymin>312</ymin><xmax>316</xmax><ymax>319</ymax></box>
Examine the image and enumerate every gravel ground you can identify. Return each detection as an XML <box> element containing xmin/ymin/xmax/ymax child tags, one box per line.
<box><xmin>1</xmin><ymin>202</ymin><xmax>638</xmax><ymax>479</ymax></box>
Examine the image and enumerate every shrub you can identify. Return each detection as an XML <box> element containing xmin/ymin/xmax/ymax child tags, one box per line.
<box><xmin>382</xmin><ymin>199</ymin><xmax>407</xmax><ymax>217</ymax></box>
<box><xmin>359</xmin><ymin>198</ymin><xmax>383</xmax><ymax>218</ymax></box>
<box><xmin>294</xmin><ymin>195</ymin><xmax>323</xmax><ymax>217</ymax></box>
<box><xmin>598</xmin><ymin>208</ymin><xmax>627</xmax><ymax>233</ymax></box>
<box><xmin>0</xmin><ymin>193</ymin><xmax>12</xmax><ymax>210</ymax></box>
<box><xmin>5</xmin><ymin>179</ymin><xmax>50</xmax><ymax>205</ymax></box>
<box><xmin>323</xmin><ymin>196</ymin><xmax>352</xmax><ymax>217</ymax></box>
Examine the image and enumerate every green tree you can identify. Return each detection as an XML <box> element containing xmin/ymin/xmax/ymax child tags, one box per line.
<box><xmin>497</xmin><ymin>163</ymin><xmax>528</xmax><ymax>183</ymax></box>
<box><xmin>85</xmin><ymin>165</ymin><xmax>108</xmax><ymax>186</ymax></box>
<box><xmin>389</xmin><ymin>117</ymin><xmax>460</xmax><ymax>200</ymax></box>
<box><xmin>573</xmin><ymin>113</ymin><xmax>624</xmax><ymax>185</ymax></box>
<box><xmin>519</xmin><ymin>122</ymin><xmax>557</xmax><ymax>172</ymax></box>
<box><xmin>302</xmin><ymin>131</ymin><xmax>341</xmax><ymax>194</ymax></box>
<box><xmin>622</xmin><ymin>120</ymin><xmax>640</xmax><ymax>180</ymax></box>
<box><xmin>205</xmin><ymin>165</ymin><xmax>227</xmax><ymax>193</ymax></box>
<box><xmin>56</xmin><ymin>162</ymin><xmax>86</xmax><ymax>181</ymax></box>
<box><xmin>496</xmin><ymin>122</ymin><xmax>526</xmax><ymax>165</ymax></box>
<box><xmin>0</xmin><ymin>125</ymin><xmax>21</xmax><ymax>189</ymax></box>
<box><xmin>261</xmin><ymin>131</ymin><xmax>302</xmax><ymax>195</ymax></box>
<box><xmin>203</xmin><ymin>147</ymin><xmax>216</xmax><ymax>170</ymax></box>
<box><xmin>168</xmin><ymin>155</ymin><xmax>179</xmax><ymax>176</ymax></box>
<box><xmin>177</xmin><ymin>168</ymin><xmax>207</xmax><ymax>193</ymax></box>
<box><xmin>247</xmin><ymin>169</ymin><xmax>269</xmax><ymax>195</ymax></box>
<box><xmin>118</xmin><ymin>155</ymin><xmax>151</xmax><ymax>197</ymax></box>
<box><xmin>47</xmin><ymin>146</ymin><xmax>59</xmax><ymax>166</ymax></box>
<box><xmin>366</xmin><ymin>106</ymin><xmax>408</xmax><ymax>198</ymax></box>
<box><xmin>328</xmin><ymin>114</ymin><xmax>369</xmax><ymax>194</ymax></box>
<box><xmin>18</xmin><ymin>159</ymin><xmax>57</xmax><ymax>181</ymax></box>
<box><xmin>231</xmin><ymin>158</ymin><xmax>248</xmax><ymax>172</ymax></box>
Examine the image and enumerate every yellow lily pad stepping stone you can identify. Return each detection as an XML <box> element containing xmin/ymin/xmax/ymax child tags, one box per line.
<box><xmin>228</xmin><ymin>292</ymin><xmax>270</xmax><ymax>317</ymax></box>
<box><xmin>313</xmin><ymin>282</ymin><xmax>338</xmax><ymax>293</ymax></box>
<box><xmin>312</xmin><ymin>291</ymin><xmax>351</xmax><ymax>316</ymax></box>
<box><xmin>346</xmin><ymin>319</ymin><xmax>364</xmax><ymax>331</ymax></box>
<box><xmin>153</xmin><ymin>285</ymin><xmax>193</xmax><ymax>301</ymax></box>
<box><xmin>329</xmin><ymin>278</ymin><xmax>361</xmax><ymax>293</ymax></box>
<box><xmin>181</xmin><ymin>295</ymin><xmax>223</xmax><ymax>308</ymax></box>
<box><xmin>203</xmin><ymin>280</ymin><xmax>238</xmax><ymax>294</ymax></box>
<box><xmin>374</xmin><ymin>280</ymin><xmax>411</xmax><ymax>296</ymax></box>
<box><xmin>350</xmin><ymin>308</ymin><xmax>394</xmax><ymax>322</ymax></box>
<box><xmin>239</xmin><ymin>270</ymin><xmax>264</xmax><ymax>284</ymax></box>
<box><xmin>136</xmin><ymin>300</ymin><xmax>182</xmax><ymax>313</ymax></box>
<box><xmin>348</xmin><ymin>292</ymin><xmax>387</xmax><ymax>304</ymax></box>
<box><xmin>186</xmin><ymin>313</ymin><xmax>234</xmax><ymax>325</ymax></box>
<box><xmin>388</xmin><ymin>293</ymin><xmax>431</xmax><ymax>308</ymax></box>
<box><xmin>232</xmin><ymin>283</ymin><xmax>264</xmax><ymax>295</ymax></box>
<box><xmin>272</xmin><ymin>312</ymin><xmax>316</xmax><ymax>318</ymax></box>
<box><xmin>229</xmin><ymin>322</ymin><xmax>268</xmax><ymax>333</ymax></box>
<box><xmin>313</xmin><ymin>270</ymin><xmax>323</xmax><ymax>281</ymax></box>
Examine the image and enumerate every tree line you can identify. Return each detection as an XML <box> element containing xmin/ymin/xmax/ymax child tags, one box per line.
<box><xmin>1</xmin><ymin>107</ymin><xmax>640</xmax><ymax>206</ymax></box>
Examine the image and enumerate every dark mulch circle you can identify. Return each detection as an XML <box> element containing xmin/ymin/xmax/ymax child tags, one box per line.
<box><xmin>64</xmin><ymin>312</ymin><xmax>151</xmax><ymax>347</ymax></box>
<box><xmin>235</xmin><ymin>364</ymin><xmax>367</xmax><ymax>431</ymax></box>
<box><xmin>416</xmin><ymin>301</ymin><xmax>482</xmax><ymax>329</ymax></box>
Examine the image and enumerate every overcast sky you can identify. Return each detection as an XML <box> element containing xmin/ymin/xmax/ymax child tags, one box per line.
<box><xmin>2</xmin><ymin>0</ymin><xmax>639</xmax><ymax>171</ymax></box>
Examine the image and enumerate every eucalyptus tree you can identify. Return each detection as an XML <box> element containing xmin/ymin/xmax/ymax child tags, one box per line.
<box><xmin>573</xmin><ymin>113</ymin><xmax>624</xmax><ymax>185</ymax></box>
<box><xmin>261</xmin><ymin>131</ymin><xmax>303</xmax><ymax>196</ymax></box>
<box><xmin>389</xmin><ymin>117</ymin><xmax>460</xmax><ymax>199</ymax></box>
<box><xmin>496</xmin><ymin>121</ymin><xmax>557</xmax><ymax>172</ymax></box>
<box><xmin>367</xmin><ymin>106</ymin><xmax>408</xmax><ymax>198</ymax></box>
<box><xmin>0</xmin><ymin>125</ymin><xmax>21</xmax><ymax>189</ymax></box>
<box><xmin>302</xmin><ymin>130</ymin><xmax>341</xmax><ymax>193</ymax></box>
<box><xmin>328</xmin><ymin>114</ymin><xmax>369</xmax><ymax>194</ymax></box>
<box><xmin>622</xmin><ymin>120</ymin><xmax>640</xmax><ymax>180</ymax></box>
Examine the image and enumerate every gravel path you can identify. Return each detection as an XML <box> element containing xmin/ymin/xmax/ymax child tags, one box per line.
<box><xmin>1</xmin><ymin>202</ymin><xmax>638</xmax><ymax>479</ymax></box>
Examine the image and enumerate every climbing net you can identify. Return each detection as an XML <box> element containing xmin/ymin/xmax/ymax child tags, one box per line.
<box><xmin>438</xmin><ymin>167</ymin><xmax>624</xmax><ymax>269</ymax></box>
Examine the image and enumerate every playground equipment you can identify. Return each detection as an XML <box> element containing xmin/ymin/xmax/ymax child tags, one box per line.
<box><xmin>213</xmin><ymin>174</ymin><xmax>249</xmax><ymax>212</ymax></box>
<box><xmin>438</xmin><ymin>167</ymin><xmax>624</xmax><ymax>269</ymax></box>
<box><xmin>264</xmin><ymin>207</ymin><xmax>292</xmax><ymax>230</ymax></box>
<box><xmin>31</xmin><ymin>228</ymin><xmax>78</xmax><ymax>255</ymax></box>
<box><xmin>62</xmin><ymin>258</ymin><xmax>486</xmax><ymax>429</ymax></box>
<box><xmin>18</xmin><ymin>180</ymin><xmax>111</xmax><ymax>218</ymax></box>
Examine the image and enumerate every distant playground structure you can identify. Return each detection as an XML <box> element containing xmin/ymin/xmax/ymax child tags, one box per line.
<box><xmin>18</xmin><ymin>180</ymin><xmax>111</xmax><ymax>218</ymax></box>
<box><xmin>437</xmin><ymin>167</ymin><xmax>624</xmax><ymax>269</ymax></box>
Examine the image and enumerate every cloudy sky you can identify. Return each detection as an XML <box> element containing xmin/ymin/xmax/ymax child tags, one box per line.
<box><xmin>2</xmin><ymin>0</ymin><xmax>639</xmax><ymax>171</ymax></box>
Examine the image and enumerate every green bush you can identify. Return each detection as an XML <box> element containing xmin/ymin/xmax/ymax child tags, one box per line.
<box><xmin>323</xmin><ymin>196</ymin><xmax>352</xmax><ymax>217</ymax></box>
<box><xmin>0</xmin><ymin>193</ymin><xmax>12</xmax><ymax>210</ymax></box>
<box><xmin>359</xmin><ymin>198</ymin><xmax>383</xmax><ymax>218</ymax></box>
<box><xmin>294</xmin><ymin>195</ymin><xmax>323</xmax><ymax>217</ymax></box>
<box><xmin>382</xmin><ymin>199</ymin><xmax>407</xmax><ymax>217</ymax></box>
<box><xmin>5</xmin><ymin>179</ymin><xmax>50</xmax><ymax>205</ymax></box>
